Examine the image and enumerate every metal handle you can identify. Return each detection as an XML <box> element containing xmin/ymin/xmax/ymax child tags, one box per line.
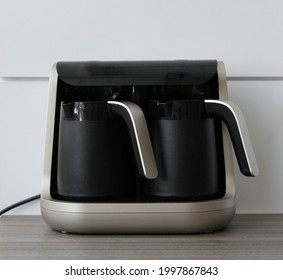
<box><xmin>205</xmin><ymin>100</ymin><xmax>259</xmax><ymax>177</ymax></box>
<box><xmin>108</xmin><ymin>101</ymin><xmax>158</xmax><ymax>179</ymax></box>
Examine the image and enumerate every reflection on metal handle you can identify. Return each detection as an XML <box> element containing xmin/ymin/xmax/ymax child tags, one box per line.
<box><xmin>108</xmin><ymin>101</ymin><xmax>158</xmax><ymax>179</ymax></box>
<box><xmin>205</xmin><ymin>100</ymin><xmax>259</xmax><ymax>177</ymax></box>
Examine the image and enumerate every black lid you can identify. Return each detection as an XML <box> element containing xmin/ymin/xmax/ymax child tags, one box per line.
<box><xmin>56</xmin><ymin>60</ymin><xmax>218</xmax><ymax>86</ymax></box>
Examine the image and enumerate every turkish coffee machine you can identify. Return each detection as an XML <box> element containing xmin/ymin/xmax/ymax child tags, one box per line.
<box><xmin>41</xmin><ymin>60</ymin><xmax>258</xmax><ymax>233</ymax></box>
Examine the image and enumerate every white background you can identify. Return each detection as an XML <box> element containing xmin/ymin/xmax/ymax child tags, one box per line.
<box><xmin>1</xmin><ymin>0</ymin><xmax>283</xmax><ymax>214</ymax></box>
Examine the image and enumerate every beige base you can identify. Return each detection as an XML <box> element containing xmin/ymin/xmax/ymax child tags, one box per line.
<box><xmin>41</xmin><ymin>198</ymin><xmax>235</xmax><ymax>233</ymax></box>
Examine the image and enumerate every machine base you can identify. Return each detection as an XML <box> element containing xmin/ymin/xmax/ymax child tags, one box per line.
<box><xmin>41</xmin><ymin>198</ymin><xmax>235</xmax><ymax>233</ymax></box>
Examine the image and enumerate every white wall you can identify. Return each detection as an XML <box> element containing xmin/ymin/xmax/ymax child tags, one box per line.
<box><xmin>1</xmin><ymin>0</ymin><xmax>283</xmax><ymax>214</ymax></box>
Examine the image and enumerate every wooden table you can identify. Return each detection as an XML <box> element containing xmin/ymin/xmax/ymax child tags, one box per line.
<box><xmin>1</xmin><ymin>214</ymin><xmax>283</xmax><ymax>259</ymax></box>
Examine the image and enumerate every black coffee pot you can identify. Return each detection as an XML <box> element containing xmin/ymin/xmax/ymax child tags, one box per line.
<box><xmin>144</xmin><ymin>99</ymin><xmax>258</xmax><ymax>200</ymax></box>
<box><xmin>57</xmin><ymin>100</ymin><xmax>157</xmax><ymax>201</ymax></box>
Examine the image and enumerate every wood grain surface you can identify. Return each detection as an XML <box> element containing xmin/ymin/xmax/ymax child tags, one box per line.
<box><xmin>1</xmin><ymin>215</ymin><xmax>283</xmax><ymax>259</ymax></box>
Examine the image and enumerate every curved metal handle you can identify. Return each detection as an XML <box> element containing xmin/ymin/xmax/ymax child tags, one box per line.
<box><xmin>205</xmin><ymin>100</ymin><xmax>259</xmax><ymax>177</ymax></box>
<box><xmin>108</xmin><ymin>101</ymin><xmax>158</xmax><ymax>179</ymax></box>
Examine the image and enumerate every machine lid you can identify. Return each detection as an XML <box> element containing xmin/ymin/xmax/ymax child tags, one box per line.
<box><xmin>56</xmin><ymin>60</ymin><xmax>218</xmax><ymax>86</ymax></box>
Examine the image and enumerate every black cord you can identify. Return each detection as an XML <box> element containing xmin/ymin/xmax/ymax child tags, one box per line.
<box><xmin>0</xmin><ymin>194</ymin><xmax>40</xmax><ymax>216</ymax></box>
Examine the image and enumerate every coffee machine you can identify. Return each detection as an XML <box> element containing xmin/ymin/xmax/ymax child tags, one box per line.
<box><xmin>41</xmin><ymin>60</ymin><xmax>258</xmax><ymax>233</ymax></box>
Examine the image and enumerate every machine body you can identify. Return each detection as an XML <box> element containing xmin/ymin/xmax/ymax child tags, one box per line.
<box><xmin>41</xmin><ymin>60</ymin><xmax>258</xmax><ymax>233</ymax></box>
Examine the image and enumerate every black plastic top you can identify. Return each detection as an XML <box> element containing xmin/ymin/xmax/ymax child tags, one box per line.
<box><xmin>56</xmin><ymin>60</ymin><xmax>218</xmax><ymax>86</ymax></box>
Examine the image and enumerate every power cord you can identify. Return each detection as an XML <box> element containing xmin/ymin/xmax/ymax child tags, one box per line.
<box><xmin>0</xmin><ymin>194</ymin><xmax>40</xmax><ymax>216</ymax></box>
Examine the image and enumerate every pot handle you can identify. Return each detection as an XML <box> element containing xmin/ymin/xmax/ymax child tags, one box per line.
<box><xmin>205</xmin><ymin>100</ymin><xmax>259</xmax><ymax>177</ymax></box>
<box><xmin>108</xmin><ymin>101</ymin><xmax>158</xmax><ymax>179</ymax></box>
